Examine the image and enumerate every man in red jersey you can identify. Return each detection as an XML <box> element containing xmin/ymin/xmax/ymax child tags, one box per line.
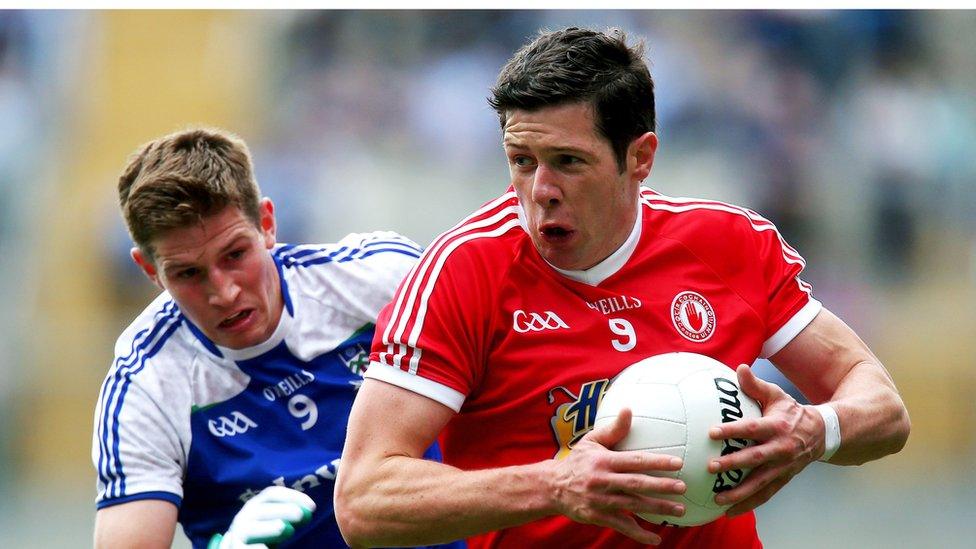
<box><xmin>335</xmin><ymin>27</ymin><xmax>910</xmax><ymax>548</ymax></box>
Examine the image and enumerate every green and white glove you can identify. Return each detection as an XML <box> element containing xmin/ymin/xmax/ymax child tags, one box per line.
<box><xmin>207</xmin><ymin>486</ymin><xmax>316</xmax><ymax>549</ymax></box>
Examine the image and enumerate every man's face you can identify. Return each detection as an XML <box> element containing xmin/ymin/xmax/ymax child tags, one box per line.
<box><xmin>503</xmin><ymin>102</ymin><xmax>657</xmax><ymax>271</ymax></box>
<box><xmin>131</xmin><ymin>199</ymin><xmax>282</xmax><ymax>350</ymax></box>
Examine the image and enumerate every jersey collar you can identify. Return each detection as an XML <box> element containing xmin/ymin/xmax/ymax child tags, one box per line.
<box><xmin>518</xmin><ymin>198</ymin><xmax>643</xmax><ymax>287</ymax></box>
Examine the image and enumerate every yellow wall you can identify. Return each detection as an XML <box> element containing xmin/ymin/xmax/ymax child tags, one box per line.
<box><xmin>24</xmin><ymin>10</ymin><xmax>269</xmax><ymax>484</ymax></box>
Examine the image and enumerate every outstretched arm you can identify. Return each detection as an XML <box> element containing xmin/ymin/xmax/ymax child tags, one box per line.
<box><xmin>708</xmin><ymin>307</ymin><xmax>910</xmax><ymax>515</ymax></box>
<box><xmin>334</xmin><ymin>377</ymin><xmax>688</xmax><ymax>547</ymax></box>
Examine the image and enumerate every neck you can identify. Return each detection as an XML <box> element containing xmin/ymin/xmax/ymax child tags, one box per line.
<box><xmin>551</xmin><ymin>198</ymin><xmax>643</xmax><ymax>286</ymax></box>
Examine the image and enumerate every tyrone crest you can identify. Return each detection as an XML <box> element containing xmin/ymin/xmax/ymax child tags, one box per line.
<box><xmin>671</xmin><ymin>291</ymin><xmax>716</xmax><ymax>342</ymax></box>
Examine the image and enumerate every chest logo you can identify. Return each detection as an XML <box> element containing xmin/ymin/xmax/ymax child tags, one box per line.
<box><xmin>513</xmin><ymin>310</ymin><xmax>569</xmax><ymax>333</ymax></box>
<box><xmin>339</xmin><ymin>343</ymin><xmax>371</xmax><ymax>377</ymax></box>
<box><xmin>671</xmin><ymin>291</ymin><xmax>716</xmax><ymax>342</ymax></box>
<box><xmin>208</xmin><ymin>411</ymin><xmax>258</xmax><ymax>438</ymax></box>
<box><xmin>547</xmin><ymin>379</ymin><xmax>610</xmax><ymax>459</ymax></box>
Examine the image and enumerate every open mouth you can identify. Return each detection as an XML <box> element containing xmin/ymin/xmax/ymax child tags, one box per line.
<box><xmin>219</xmin><ymin>309</ymin><xmax>253</xmax><ymax>329</ymax></box>
<box><xmin>540</xmin><ymin>224</ymin><xmax>574</xmax><ymax>243</ymax></box>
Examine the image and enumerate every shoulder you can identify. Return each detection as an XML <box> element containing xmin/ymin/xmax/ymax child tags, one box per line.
<box><xmin>96</xmin><ymin>296</ymin><xmax>197</xmax><ymax>461</ymax></box>
<box><xmin>111</xmin><ymin>293</ymin><xmax>197</xmax><ymax>373</ymax></box>
<box><xmin>277</xmin><ymin>233</ymin><xmax>429</xmax><ymax>326</ymax></box>
<box><xmin>378</xmin><ymin>191</ymin><xmax>524</xmax><ymax>332</ymax></box>
<box><xmin>640</xmin><ymin>188</ymin><xmax>775</xmax><ymax>242</ymax></box>
<box><xmin>275</xmin><ymin>232</ymin><xmax>422</xmax><ymax>273</ymax></box>
<box><xmin>274</xmin><ymin>232</ymin><xmax>417</xmax><ymax>266</ymax></box>
<box><xmin>275</xmin><ymin>232</ymin><xmax>422</xmax><ymax>298</ymax></box>
<box><xmin>639</xmin><ymin>187</ymin><xmax>808</xmax><ymax>285</ymax></box>
<box><xmin>417</xmin><ymin>190</ymin><xmax>524</xmax><ymax>275</ymax></box>
<box><xmin>101</xmin><ymin>294</ymin><xmax>208</xmax><ymax>418</ymax></box>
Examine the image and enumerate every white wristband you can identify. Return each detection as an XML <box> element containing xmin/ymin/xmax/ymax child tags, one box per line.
<box><xmin>813</xmin><ymin>404</ymin><xmax>841</xmax><ymax>462</ymax></box>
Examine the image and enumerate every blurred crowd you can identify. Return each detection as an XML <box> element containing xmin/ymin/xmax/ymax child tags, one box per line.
<box><xmin>16</xmin><ymin>10</ymin><xmax>955</xmax><ymax>313</ymax></box>
<box><xmin>255</xmin><ymin>10</ymin><xmax>976</xmax><ymax>283</ymax></box>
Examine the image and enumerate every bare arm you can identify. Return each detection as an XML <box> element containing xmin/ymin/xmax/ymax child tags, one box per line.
<box><xmin>770</xmin><ymin>307</ymin><xmax>909</xmax><ymax>464</ymax></box>
<box><xmin>708</xmin><ymin>307</ymin><xmax>910</xmax><ymax>515</ymax></box>
<box><xmin>94</xmin><ymin>499</ymin><xmax>178</xmax><ymax>549</ymax></box>
<box><xmin>334</xmin><ymin>377</ymin><xmax>687</xmax><ymax>548</ymax></box>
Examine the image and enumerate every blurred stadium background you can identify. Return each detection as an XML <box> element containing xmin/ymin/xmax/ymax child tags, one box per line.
<box><xmin>0</xmin><ymin>9</ymin><xmax>973</xmax><ymax>547</ymax></box>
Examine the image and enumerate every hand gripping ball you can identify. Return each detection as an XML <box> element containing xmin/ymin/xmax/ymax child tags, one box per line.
<box><xmin>594</xmin><ymin>352</ymin><xmax>762</xmax><ymax>526</ymax></box>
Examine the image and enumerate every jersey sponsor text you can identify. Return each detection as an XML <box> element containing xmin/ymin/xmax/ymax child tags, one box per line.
<box><xmin>262</xmin><ymin>369</ymin><xmax>315</xmax><ymax>401</ymax></box>
<box><xmin>585</xmin><ymin>295</ymin><xmax>642</xmax><ymax>315</ymax></box>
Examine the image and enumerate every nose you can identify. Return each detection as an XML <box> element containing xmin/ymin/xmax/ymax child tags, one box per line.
<box><xmin>207</xmin><ymin>268</ymin><xmax>240</xmax><ymax>307</ymax></box>
<box><xmin>531</xmin><ymin>164</ymin><xmax>562</xmax><ymax>208</ymax></box>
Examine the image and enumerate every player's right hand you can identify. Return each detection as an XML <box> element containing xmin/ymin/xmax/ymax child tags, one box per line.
<box><xmin>207</xmin><ymin>486</ymin><xmax>316</xmax><ymax>549</ymax></box>
<box><xmin>550</xmin><ymin>407</ymin><xmax>687</xmax><ymax>545</ymax></box>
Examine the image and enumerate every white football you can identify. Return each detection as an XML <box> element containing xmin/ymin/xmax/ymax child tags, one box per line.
<box><xmin>594</xmin><ymin>352</ymin><xmax>762</xmax><ymax>526</ymax></box>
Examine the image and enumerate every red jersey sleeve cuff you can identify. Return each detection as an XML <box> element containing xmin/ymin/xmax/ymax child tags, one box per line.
<box><xmin>760</xmin><ymin>298</ymin><xmax>822</xmax><ymax>358</ymax></box>
<box><xmin>364</xmin><ymin>361</ymin><xmax>467</xmax><ymax>412</ymax></box>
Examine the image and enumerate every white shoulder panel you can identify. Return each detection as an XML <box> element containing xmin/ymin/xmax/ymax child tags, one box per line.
<box><xmin>95</xmin><ymin>295</ymin><xmax>192</xmax><ymax>504</ymax></box>
<box><xmin>275</xmin><ymin>234</ymin><xmax>421</xmax><ymax>361</ymax></box>
<box><xmin>94</xmin><ymin>293</ymin><xmax>250</xmax><ymax>505</ymax></box>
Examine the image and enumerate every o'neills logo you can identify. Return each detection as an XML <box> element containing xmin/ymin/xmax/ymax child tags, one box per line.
<box><xmin>671</xmin><ymin>291</ymin><xmax>716</xmax><ymax>342</ymax></box>
<box><xmin>712</xmin><ymin>377</ymin><xmax>749</xmax><ymax>494</ymax></box>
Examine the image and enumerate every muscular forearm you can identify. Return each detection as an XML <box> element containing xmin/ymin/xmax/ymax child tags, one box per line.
<box><xmin>339</xmin><ymin>380</ymin><xmax>685</xmax><ymax>547</ymax></box>
<box><xmin>337</xmin><ymin>455</ymin><xmax>556</xmax><ymax>547</ymax></box>
<box><xmin>770</xmin><ymin>308</ymin><xmax>911</xmax><ymax>467</ymax></box>
<box><xmin>702</xmin><ymin>310</ymin><xmax>911</xmax><ymax>516</ymax></box>
<box><xmin>819</xmin><ymin>361</ymin><xmax>910</xmax><ymax>465</ymax></box>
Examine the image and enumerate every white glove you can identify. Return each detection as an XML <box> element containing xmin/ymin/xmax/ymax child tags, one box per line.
<box><xmin>208</xmin><ymin>486</ymin><xmax>317</xmax><ymax>548</ymax></box>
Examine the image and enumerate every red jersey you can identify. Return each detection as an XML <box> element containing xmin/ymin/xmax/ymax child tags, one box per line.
<box><xmin>367</xmin><ymin>187</ymin><xmax>821</xmax><ymax>548</ymax></box>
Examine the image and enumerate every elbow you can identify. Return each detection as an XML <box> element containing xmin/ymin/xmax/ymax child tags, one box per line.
<box><xmin>854</xmin><ymin>395</ymin><xmax>911</xmax><ymax>466</ymax></box>
<box><xmin>864</xmin><ymin>406</ymin><xmax>910</xmax><ymax>466</ymax></box>
<box><xmin>336</xmin><ymin>513</ymin><xmax>368</xmax><ymax>549</ymax></box>
<box><xmin>881</xmin><ymin>391</ymin><xmax>911</xmax><ymax>458</ymax></box>
<box><xmin>334</xmin><ymin>484</ymin><xmax>374</xmax><ymax>549</ymax></box>
<box><xmin>890</xmin><ymin>399</ymin><xmax>911</xmax><ymax>455</ymax></box>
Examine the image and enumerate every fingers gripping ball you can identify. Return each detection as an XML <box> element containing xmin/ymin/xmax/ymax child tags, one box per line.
<box><xmin>594</xmin><ymin>353</ymin><xmax>761</xmax><ymax>526</ymax></box>
<box><xmin>208</xmin><ymin>486</ymin><xmax>317</xmax><ymax>548</ymax></box>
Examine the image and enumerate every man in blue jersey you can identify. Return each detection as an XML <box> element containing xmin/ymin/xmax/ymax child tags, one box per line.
<box><xmin>92</xmin><ymin>128</ymin><xmax>460</xmax><ymax>549</ymax></box>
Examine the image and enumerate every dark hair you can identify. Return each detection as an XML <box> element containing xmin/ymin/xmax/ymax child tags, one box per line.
<box><xmin>489</xmin><ymin>27</ymin><xmax>655</xmax><ymax>171</ymax></box>
<box><xmin>118</xmin><ymin>128</ymin><xmax>261</xmax><ymax>260</ymax></box>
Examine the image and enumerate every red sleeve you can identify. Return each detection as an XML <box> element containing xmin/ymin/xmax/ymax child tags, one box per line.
<box><xmin>749</xmin><ymin>214</ymin><xmax>814</xmax><ymax>339</ymax></box>
<box><xmin>722</xmin><ymin>207</ymin><xmax>820</xmax><ymax>357</ymax></box>
<box><xmin>377</xmin><ymin>245</ymin><xmax>495</xmax><ymax>383</ymax></box>
<box><xmin>367</xmin><ymin>193</ymin><xmax>520</xmax><ymax>410</ymax></box>
<box><xmin>368</xmin><ymin>230</ymin><xmax>514</xmax><ymax>411</ymax></box>
<box><xmin>665</xmin><ymin>201</ymin><xmax>818</xmax><ymax>354</ymax></box>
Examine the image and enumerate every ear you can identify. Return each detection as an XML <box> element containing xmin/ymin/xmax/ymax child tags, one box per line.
<box><xmin>131</xmin><ymin>247</ymin><xmax>163</xmax><ymax>289</ymax></box>
<box><xmin>629</xmin><ymin>132</ymin><xmax>658</xmax><ymax>183</ymax></box>
<box><xmin>258</xmin><ymin>197</ymin><xmax>277</xmax><ymax>249</ymax></box>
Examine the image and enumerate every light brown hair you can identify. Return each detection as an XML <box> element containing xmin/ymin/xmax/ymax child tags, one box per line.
<box><xmin>118</xmin><ymin>128</ymin><xmax>261</xmax><ymax>260</ymax></box>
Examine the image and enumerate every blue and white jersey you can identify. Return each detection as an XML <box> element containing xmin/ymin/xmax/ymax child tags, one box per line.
<box><xmin>93</xmin><ymin>231</ymin><xmax>457</xmax><ymax>548</ymax></box>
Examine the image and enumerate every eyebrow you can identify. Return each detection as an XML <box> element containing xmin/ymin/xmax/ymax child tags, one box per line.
<box><xmin>160</xmin><ymin>233</ymin><xmax>252</xmax><ymax>272</ymax></box>
<box><xmin>161</xmin><ymin>260</ymin><xmax>197</xmax><ymax>275</ymax></box>
<box><xmin>502</xmin><ymin>141</ymin><xmax>591</xmax><ymax>157</ymax></box>
<box><xmin>219</xmin><ymin>234</ymin><xmax>250</xmax><ymax>253</ymax></box>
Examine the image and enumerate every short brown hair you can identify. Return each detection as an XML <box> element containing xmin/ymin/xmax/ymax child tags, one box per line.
<box><xmin>489</xmin><ymin>27</ymin><xmax>655</xmax><ymax>171</ymax></box>
<box><xmin>118</xmin><ymin>128</ymin><xmax>261</xmax><ymax>259</ymax></box>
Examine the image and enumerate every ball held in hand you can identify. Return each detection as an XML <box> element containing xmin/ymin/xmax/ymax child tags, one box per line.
<box><xmin>594</xmin><ymin>352</ymin><xmax>761</xmax><ymax>526</ymax></box>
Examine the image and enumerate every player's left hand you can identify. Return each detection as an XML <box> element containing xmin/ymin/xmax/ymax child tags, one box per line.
<box><xmin>706</xmin><ymin>364</ymin><xmax>825</xmax><ymax>517</ymax></box>
<box><xmin>208</xmin><ymin>486</ymin><xmax>317</xmax><ymax>548</ymax></box>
